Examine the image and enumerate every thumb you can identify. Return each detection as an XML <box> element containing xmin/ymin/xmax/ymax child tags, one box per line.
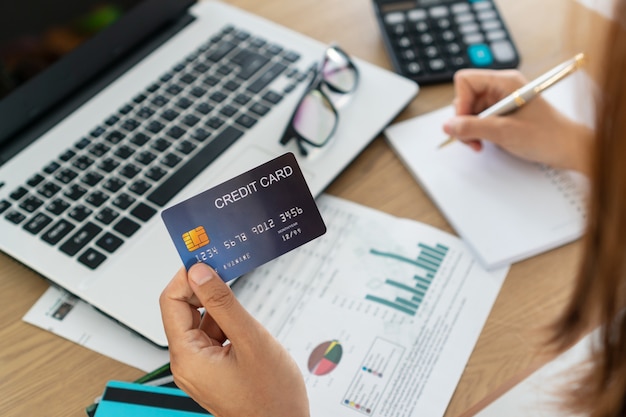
<box><xmin>187</xmin><ymin>263</ymin><xmax>259</xmax><ymax>344</ymax></box>
<box><xmin>443</xmin><ymin>115</ymin><xmax>508</xmax><ymax>145</ymax></box>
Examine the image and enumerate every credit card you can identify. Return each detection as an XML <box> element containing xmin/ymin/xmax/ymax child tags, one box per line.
<box><xmin>94</xmin><ymin>380</ymin><xmax>210</xmax><ymax>416</ymax></box>
<box><xmin>161</xmin><ymin>152</ymin><xmax>326</xmax><ymax>281</ymax></box>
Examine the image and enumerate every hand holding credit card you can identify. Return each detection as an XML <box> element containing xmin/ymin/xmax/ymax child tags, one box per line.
<box><xmin>161</xmin><ymin>153</ymin><xmax>326</xmax><ymax>281</ymax></box>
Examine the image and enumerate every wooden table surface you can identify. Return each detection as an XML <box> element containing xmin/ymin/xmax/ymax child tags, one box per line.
<box><xmin>0</xmin><ymin>0</ymin><xmax>595</xmax><ymax>415</ymax></box>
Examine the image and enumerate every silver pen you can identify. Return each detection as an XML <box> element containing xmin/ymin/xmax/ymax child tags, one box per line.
<box><xmin>438</xmin><ymin>52</ymin><xmax>586</xmax><ymax>149</ymax></box>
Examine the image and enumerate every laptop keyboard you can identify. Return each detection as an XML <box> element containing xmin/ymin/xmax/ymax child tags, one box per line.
<box><xmin>0</xmin><ymin>25</ymin><xmax>311</xmax><ymax>270</ymax></box>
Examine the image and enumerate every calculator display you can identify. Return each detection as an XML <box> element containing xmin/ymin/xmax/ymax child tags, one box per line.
<box><xmin>372</xmin><ymin>0</ymin><xmax>520</xmax><ymax>84</ymax></box>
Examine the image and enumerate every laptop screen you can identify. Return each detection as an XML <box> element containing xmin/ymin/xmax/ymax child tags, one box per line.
<box><xmin>0</xmin><ymin>1</ymin><xmax>144</xmax><ymax>101</ymax></box>
<box><xmin>0</xmin><ymin>0</ymin><xmax>194</xmax><ymax>163</ymax></box>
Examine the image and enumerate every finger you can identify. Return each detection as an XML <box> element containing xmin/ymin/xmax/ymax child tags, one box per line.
<box><xmin>187</xmin><ymin>263</ymin><xmax>261</xmax><ymax>345</ymax></box>
<box><xmin>443</xmin><ymin>115</ymin><xmax>509</xmax><ymax>146</ymax></box>
<box><xmin>199</xmin><ymin>310</ymin><xmax>227</xmax><ymax>344</ymax></box>
<box><xmin>453</xmin><ymin>69</ymin><xmax>526</xmax><ymax>116</ymax></box>
<box><xmin>159</xmin><ymin>266</ymin><xmax>203</xmax><ymax>344</ymax></box>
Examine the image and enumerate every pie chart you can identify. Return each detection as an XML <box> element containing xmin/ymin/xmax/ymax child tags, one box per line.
<box><xmin>308</xmin><ymin>340</ymin><xmax>342</xmax><ymax>375</ymax></box>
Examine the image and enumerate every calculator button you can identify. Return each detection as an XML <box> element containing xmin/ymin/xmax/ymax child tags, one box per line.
<box><xmin>472</xmin><ymin>1</ymin><xmax>493</xmax><ymax>11</ymax></box>
<box><xmin>451</xmin><ymin>3</ymin><xmax>471</xmax><ymax>14</ymax></box>
<box><xmin>429</xmin><ymin>6</ymin><xmax>448</xmax><ymax>18</ymax></box>
<box><xmin>401</xmin><ymin>49</ymin><xmax>417</xmax><ymax>60</ymax></box>
<box><xmin>436</xmin><ymin>18</ymin><xmax>451</xmax><ymax>30</ymax></box>
<box><xmin>419</xmin><ymin>33</ymin><xmax>435</xmax><ymax>45</ymax></box>
<box><xmin>455</xmin><ymin>13</ymin><xmax>475</xmax><ymax>24</ymax></box>
<box><xmin>390</xmin><ymin>24</ymin><xmax>406</xmax><ymax>36</ymax></box>
<box><xmin>384</xmin><ymin>12</ymin><xmax>405</xmax><ymax>24</ymax></box>
<box><xmin>477</xmin><ymin>10</ymin><xmax>497</xmax><ymax>21</ymax></box>
<box><xmin>407</xmin><ymin>9</ymin><xmax>427</xmax><ymax>21</ymax></box>
<box><xmin>491</xmin><ymin>40</ymin><xmax>516</xmax><ymax>62</ymax></box>
<box><xmin>405</xmin><ymin>62</ymin><xmax>423</xmax><ymax>75</ymax></box>
<box><xmin>486</xmin><ymin>30</ymin><xmax>506</xmax><ymax>41</ymax></box>
<box><xmin>464</xmin><ymin>33</ymin><xmax>485</xmax><ymax>44</ymax></box>
<box><xmin>446</xmin><ymin>42</ymin><xmax>462</xmax><ymax>55</ymax></box>
<box><xmin>481</xmin><ymin>20</ymin><xmax>502</xmax><ymax>31</ymax></box>
<box><xmin>423</xmin><ymin>46</ymin><xmax>439</xmax><ymax>59</ymax></box>
<box><xmin>459</xmin><ymin>22</ymin><xmax>480</xmax><ymax>34</ymax></box>
<box><xmin>441</xmin><ymin>30</ymin><xmax>456</xmax><ymax>42</ymax></box>
<box><xmin>413</xmin><ymin>21</ymin><xmax>429</xmax><ymax>32</ymax></box>
<box><xmin>428</xmin><ymin>59</ymin><xmax>446</xmax><ymax>72</ymax></box>
<box><xmin>468</xmin><ymin>44</ymin><xmax>494</xmax><ymax>66</ymax></box>
<box><xmin>398</xmin><ymin>36</ymin><xmax>411</xmax><ymax>48</ymax></box>
<box><xmin>450</xmin><ymin>55</ymin><xmax>469</xmax><ymax>68</ymax></box>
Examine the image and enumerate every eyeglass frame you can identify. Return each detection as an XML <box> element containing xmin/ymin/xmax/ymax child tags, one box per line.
<box><xmin>279</xmin><ymin>44</ymin><xmax>360</xmax><ymax>156</ymax></box>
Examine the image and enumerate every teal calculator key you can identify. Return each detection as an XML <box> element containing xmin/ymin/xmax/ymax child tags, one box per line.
<box><xmin>468</xmin><ymin>44</ymin><xmax>493</xmax><ymax>66</ymax></box>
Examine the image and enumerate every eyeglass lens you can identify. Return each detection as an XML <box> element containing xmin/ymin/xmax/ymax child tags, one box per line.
<box><xmin>291</xmin><ymin>47</ymin><xmax>358</xmax><ymax>147</ymax></box>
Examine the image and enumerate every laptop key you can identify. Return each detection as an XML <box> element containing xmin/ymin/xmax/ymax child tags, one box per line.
<box><xmin>129</xmin><ymin>180</ymin><xmax>151</xmax><ymax>196</ymax></box>
<box><xmin>145</xmin><ymin>166</ymin><xmax>167</xmax><ymax>181</ymax></box>
<box><xmin>81</xmin><ymin>172</ymin><xmax>104</xmax><ymax>186</ymax></box>
<box><xmin>232</xmin><ymin>50</ymin><xmax>269</xmax><ymax>80</ymax></box>
<box><xmin>207</xmin><ymin>41</ymin><xmax>236</xmax><ymax>62</ymax></box>
<box><xmin>77</xmin><ymin>248</ymin><xmax>107</xmax><ymax>269</ymax></box>
<box><xmin>38</xmin><ymin>182</ymin><xmax>61</xmax><ymax>198</ymax></box>
<box><xmin>113</xmin><ymin>217</ymin><xmax>141</xmax><ymax>237</ymax></box>
<box><xmin>5</xmin><ymin>210</ymin><xmax>26</xmax><ymax>224</ymax></box>
<box><xmin>41</xmin><ymin>219</ymin><xmax>75</xmax><ymax>245</ymax></box>
<box><xmin>96</xmin><ymin>232</ymin><xmax>124</xmax><ymax>253</ymax></box>
<box><xmin>95</xmin><ymin>207</ymin><xmax>119</xmax><ymax>225</ymax></box>
<box><xmin>135</xmin><ymin>151</ymin><xmax>157</xmax><ymax>165</ymax></box>
<box><xmin>130</xmin><ymin>202</ymin><xmax>157</xmax><ymax>221</ymax></box>
<box><xmin>23</xmin><ymin>212</ymin><xmax>52</xmax><ymax>235</ymax></box>
<box><xmin>162</xmin><ymin>153</ymin><xmax>182</xmax><ymax>168</ymax></box>
<box><xmin>235</xmin><ymin>114</ymin><xmax>257</xmax><ymax>129</ymax></box>
<box><xmin>147</xmin><ymin>126</ymin><xmax>244</xmax><ymax>206</ymax></box>
<box><xmin>119</xmin><ymin>164</ymin><xmax>141</xmax><ymax>179</ymax></box>
<box><xmin>73</xmin><ymin>156</ymin><xmax>95</xmax><ymax>170</ymax></box>
<box><xmin>46</xmin><ymin>199</ymin><xmax>70</xmax><ymax>215</ymax></box>
<box><xmin>68</xmin><ymin>204</ymin><xmax>93</xmax><ymax>221</ymax></box>
<box><xmin>247</xmin><ymin>63</ymin><xmax>287</xmax><ymax>94</ymax></box>
<box><xmin>85</xmin><ymin>191</ymin><xmax>109</xmax><ymax>208</ymax></box>
<box><xmin>98</xmin><ymin>158</ymin><xmax>120</xmax><ymax>173</ymax></box>
<box><xmin>55</xmin><ymin>168</ymin><xmax>79</xmax><ymax>184</ymax></box>
<box><xmin>43</xmin><ymin>161</ymin><xmax>61</xmax><ymax>174</ymax></box>
<box><xmin>64</xmin><ymin>184</ymin><xmax>87</xmax><ymax>201</ymax></box>
<box><xmin>0</xmin><ymin>200</ymin><xmax>11</xmax><ymax>214</ymax></box>
<box><xmin>27</xmin><ymin>173</ymin><xmax>45</xmax><ymax>187</ymax></box>
<box><xmin>10</xmin><ymin>186</ymin><xmax>28</xmax><ymax>201</ymax></box>
<box><xmin>131</xmin><ymin>132</ymin><xmax>151</xmax><ymax>146</ymax></box>
<box><xmin>113</xmin><ymin>193</ymin><xmax>136</xmax><ymax>210</ymax></box>
<box><xmin>60</xmin><ymin>222</ymin><xmax>102</xmax><ymax>256</ymax></box>
<box><xmin>20</xmin><ymin>196</ymin><xmax>44</xmax><ymax>213</ymax></box>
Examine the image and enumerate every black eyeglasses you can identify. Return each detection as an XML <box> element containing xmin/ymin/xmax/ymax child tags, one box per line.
<box><xmin>279</xmin><ymin>45</ymin><xmax>359</xmax><ymax>156</ymax></box>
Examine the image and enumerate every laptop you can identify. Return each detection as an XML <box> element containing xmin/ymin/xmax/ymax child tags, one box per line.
<box><xmin>0</xmin><ymin>0</ymin><xmax>418</xmax><ymax>346</ymax></box>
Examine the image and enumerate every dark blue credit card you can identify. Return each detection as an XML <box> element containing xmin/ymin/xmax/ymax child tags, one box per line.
<box><xmin>161</xmin><ymin>153</ymin><xmax>326</xmax><ymax>281</ymax></box>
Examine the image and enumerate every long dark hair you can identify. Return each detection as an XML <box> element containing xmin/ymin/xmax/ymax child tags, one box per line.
<box><xmin>552</xmin><ymin>2</ymin><xmax>626</xmax><ymax>416</ymax></box>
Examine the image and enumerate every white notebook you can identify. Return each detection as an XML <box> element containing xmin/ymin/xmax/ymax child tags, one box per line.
<box><xmin>384</xmin><ymin>71</ymin><xmax>595</xmax><ymax>269</ymax></box>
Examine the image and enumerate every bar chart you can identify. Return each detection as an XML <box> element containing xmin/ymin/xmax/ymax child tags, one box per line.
<box><xmin>365</xmin><ymin>242</ymin><xmax>449</xmax><ymax>316</ymax></box>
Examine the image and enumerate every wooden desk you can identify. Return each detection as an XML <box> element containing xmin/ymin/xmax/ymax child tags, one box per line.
<box><xmin>0</xmin><ymin>0</ymin><xmax>589</xmax><ymax>415</ymax></box>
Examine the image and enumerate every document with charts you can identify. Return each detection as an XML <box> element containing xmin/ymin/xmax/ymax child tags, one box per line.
<box><xmin>384</xmin><ymin>71</ymin><xmax>595</xmax><ymax>269</ymax></box>
<box><xmin>232</xmin><ymin>195</ymin><xmax>509</xmax><ymax>417</ymax></box>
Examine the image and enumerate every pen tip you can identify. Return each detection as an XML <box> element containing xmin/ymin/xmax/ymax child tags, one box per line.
<box><xmin>438</xmin><ymin>136</ymin><xmax>456</xmax><ymax>149</ymax></box>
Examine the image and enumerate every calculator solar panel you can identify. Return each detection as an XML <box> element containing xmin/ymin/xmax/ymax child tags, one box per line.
<box><xmin>372</xmin><ymin>0</ymin><xmax>520</xmax><ymax>84</ymax></box>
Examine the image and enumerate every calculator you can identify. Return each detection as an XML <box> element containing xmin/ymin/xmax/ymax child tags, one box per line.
<box><xmin>372</xmin><ymin>0</ymin><xmax>520</xmax><ymax>84</ymax></box>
